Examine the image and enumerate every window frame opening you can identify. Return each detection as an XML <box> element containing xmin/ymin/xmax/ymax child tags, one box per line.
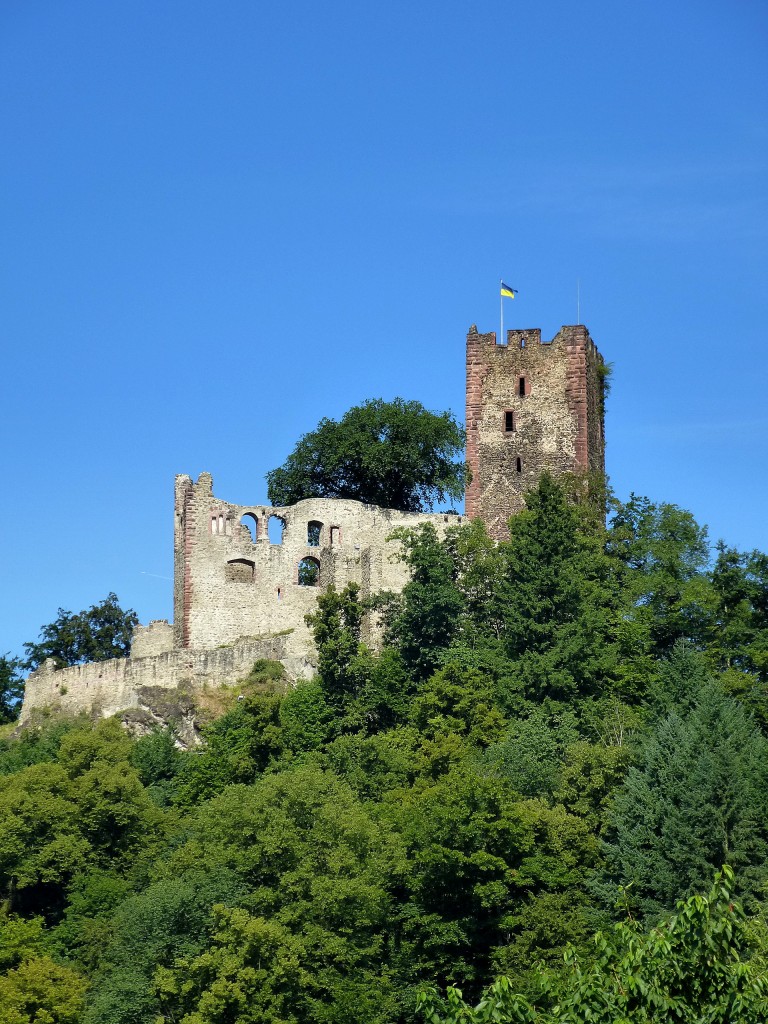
<box><xmin>225</xmin><ymin>558</ymin><xmax>256</xmax><ymax>583</ymax></box>
<box><xmin>268</xmin><ymin>515</ymin><xmax>286</xmax><ymax>545</ymax></box>
<box><xmin>504</xmin><ymin>410</ymin><xmax>516</xmax><ymax>433</ymax></box>
<box><xmin>240</xmin><ymin>513</ymin><xmax>258</xmax><ymax>542</ymax></box>
<box><xmin>307</xmin><ymin>520</ymin><xmax>323</xmax><ymax>547</ymax></box>
<box><xmin>297</xmin><ymin>556</ymin><xmax>320</xmax><ymax>587</ymax></box>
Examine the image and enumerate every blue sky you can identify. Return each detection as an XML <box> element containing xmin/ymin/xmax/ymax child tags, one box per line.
<box><xmin>2</xmin><ymin>0</ymin><xmax>767</xmax><ymax>659</ymax></box>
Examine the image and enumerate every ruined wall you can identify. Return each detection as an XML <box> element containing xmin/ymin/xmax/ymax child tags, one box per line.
<box><xmin>174</xmin><ymin>473</ymin><xmax>464</xmax><ymax>657</ymax></box>
<box><xmin>465</xmin><ymin>324</ymin><xmax>605</xmax><ymax>541</ymax></box>
<box><xmin>131</xmin><ymin>620</ymin><xmax>174</xmax><ymax>659</ymax></box>
<box><xmin>20</xmin><ymin>636</ymin><xmax>313</xmax><ymax>723</ymax></box>
<box><xmin>20</xmin><ymin>481</ymin><xmax>464</xmax><ymax>722</ymax></box>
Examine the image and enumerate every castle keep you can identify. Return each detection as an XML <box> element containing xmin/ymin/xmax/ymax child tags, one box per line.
<box><xmin>21</xmin><ymin>321</ymin><xmax>605</xmax><ymax>722</ymax></box>
<box><xmin>466</xmin><ymin>324</ymin><xmax>605</xmax><ymax>541</ymax></box>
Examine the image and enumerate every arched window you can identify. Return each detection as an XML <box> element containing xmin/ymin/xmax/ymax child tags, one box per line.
<box><xmin>307</xmin><ymin>520</ymin><xmax>322</xmax><ymax>547</ymax></box>
<box><xmin>225</xmin><ymin>558</ymin><xmax>255</xmax><ymax>583</ymax></box>
<box><xmin>268</xmin><ymin>515</ymin><xmax>285</xmax><ymax>545</ymax></box>
<box><xmin>297</xmin><ymin>556</ymin><xmax>320</xmax><ymax>586</ymax></box>
<box><xmin>240</xmin><ymin>513</ymin><xmax>258</xmax><ymax>542</ymax></box>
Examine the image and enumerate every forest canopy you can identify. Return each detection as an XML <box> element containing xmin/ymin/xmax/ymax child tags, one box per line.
<box><xmin>1</xmin><ymin>474</ymin><xmax>767</xmax><ymax>1023</ymax></box>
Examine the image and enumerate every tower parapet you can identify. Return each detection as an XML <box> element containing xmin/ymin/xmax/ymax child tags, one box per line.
<box><xmin>465</xmin><ymin>324</ymin><xmax>605</xmax><ymax>541</ymax></box>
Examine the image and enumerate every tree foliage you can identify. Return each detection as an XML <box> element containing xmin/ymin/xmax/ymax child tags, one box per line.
<box><xmin>2</xmin><ymin>475</ymin><xmax>768</xmax><ymax>1022</ymax></box>
<box><xmin>598</xmin><ymin>684</ymin><xmax>768</xmax><ymax>919</ymax></box>
<box><xmin>0</xmin><ymin>655</ymin><xmax>24</xmax><ymax>724</ymax></box>
<box><xmin>417</xmin><ymin>868</ymin><xmax>768</xmax><ymax>1023</ymax></box>
<box><xmin>23</xmin><ymin>593</ymin><xmax>138</xmax><ymax>670</ymax></box>
<box><xmin>265</xmin><ymin>398</ymin><xmax>468</xmax><ymax>512</ymax></box>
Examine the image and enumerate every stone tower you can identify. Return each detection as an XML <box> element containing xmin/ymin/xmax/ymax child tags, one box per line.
<box><xmin>465</xmin><ymin>324</ymin><xmax>605</xmax><ymax>541</ymax></box>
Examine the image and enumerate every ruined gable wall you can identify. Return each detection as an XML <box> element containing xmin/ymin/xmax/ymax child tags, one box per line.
<box><xmin>175</xmin><ymin>473</ymin><xmax>464</xmax><ymax>658</ymax></box>
<box><xmin>466</xmin><ymin>324</ymin><xmax>605</xmax><ymax>541</ymax></box>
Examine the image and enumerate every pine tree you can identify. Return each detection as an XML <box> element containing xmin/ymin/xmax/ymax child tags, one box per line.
<box><xmin>599</xmin><ymin>684</ymin><xmax>768</xmax><ymax>919</ymax></box>
<box><xmin>492</xmin><ymin>474</ymin><xmax>621</xmax><ymax>705</ymax></box>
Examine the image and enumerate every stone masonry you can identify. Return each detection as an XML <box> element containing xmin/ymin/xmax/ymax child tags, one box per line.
<box><xmin>20</xmin><ymin>320</ymin><xmax>604</xmax><ymax>722</ymax></box>
<box><xmin>465</xmin><ymin>324</ymin><xmax>605</xmax><ymax>541</ymax></box>
<box><xmin>173</xmin><ymin>472</ymin><xmax>463</xmax><ymax>658</ymax></box>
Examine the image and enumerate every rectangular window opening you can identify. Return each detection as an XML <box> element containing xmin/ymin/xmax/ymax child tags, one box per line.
<box><xmin>504</xmin><ymin>410</ymin><xmax>515</xmax><ymax>433</ymax></box>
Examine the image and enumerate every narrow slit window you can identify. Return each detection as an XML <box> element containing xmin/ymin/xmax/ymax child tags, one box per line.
<box><xmin>504</xmin><ymin>410</ymin><xmax>515</xmax><ymax>433</ymax></box>
<box><xmin>516</xmin><ymin>457</ymin><xmax>523</xmax><ymax>474</ymax></box>
<box><xmin>518</xmin><ymin>376</ymin><xmax>526</xmax><ymax>397</ymax></box>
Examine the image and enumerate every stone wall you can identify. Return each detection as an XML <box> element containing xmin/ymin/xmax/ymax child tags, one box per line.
<box><xmin>131</xmin><ymin>620</ymin><xmax>174</xmax><ymax>659</ymax></box>
<box><xmin>174</xmin><ymin>473</ymin><xmax>464</xmax><ymax>657</ymax></box>
<box><xmin>465</xmin><ymin>324</ymin><xmax>605</xmax><ymax>541</ymax></box>
<box><xmin>20</xmin><ymin>483</ymin><xmax>465</xmax><ymax>722</ymax></box>
<box><xmin>20</xmin><ymin>636</ymin><xmax>313</xmax><ymax>722</ymax></box>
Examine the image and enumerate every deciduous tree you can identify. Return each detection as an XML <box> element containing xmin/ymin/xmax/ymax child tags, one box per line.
<box><xmin>23</xmin><ymin>593</ymin><xmax>138</xmax><ymax>670</ymax></box>
<box><xmin>266</xmin><ymin>398</ymin><xmax>468</xmax><ymax>512</ymax></box>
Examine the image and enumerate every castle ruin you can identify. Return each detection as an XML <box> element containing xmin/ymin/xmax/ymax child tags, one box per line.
<box><xmin>20</xmin><ymin>322</ymin><xmax>605</xmax><ymax>722</ymax></box>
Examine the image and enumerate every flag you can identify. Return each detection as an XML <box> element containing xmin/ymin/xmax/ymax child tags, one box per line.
<box><xmin>500</xmin><ymin>282</ymin><xmax>517</xmax><ymax>299</ymax></box>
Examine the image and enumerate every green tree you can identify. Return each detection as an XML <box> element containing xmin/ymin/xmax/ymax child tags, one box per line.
<box><xmin>81</xmin><ymin>868</ymin><xmax>247</xmax><ymax>1024</ymax></box>
<box><xmin>385</xmin><ymin>524</ymin><xmax>465</xmax><ymax>682</ymax></box>
<box><xmin>599</xmin><ymin>684</ymin><xmax>768</xmax><ymax>919</ymax></box>
<box><xmin>385</xmin><ymin>762</ymin><xmax>594</xmax><ymax>991</ymax></box>
<box><xmin>491</xmin><ymin>474</ymin><xmax>621</xmax><ymax>706</ymax></box>
<box><xmin>707</xmin><ymin>543</ymin><xmax>768</xmax><ymax>725</ymax></box>
<box><xmin>483</xmin><ymin>708</ymin><xmax>579</xmax><ymax>800</ymax></box>
<box><xmin>153</xmin><ymin>906</ymin><xmax>306</xmax><ymax>1024</ymax></box>
<box><xmin>23</xmin><ymin>593</ymin><xmax>138</xmax><ymax>670</ymax></box>
<box><xmin>0</xmin><ymin>655</ymin><xmax>24</xmax><ymax>724</ymax></box>
<box><xmin>417</xmin><ymin>868</ymin><xmax>768</xmax><ymax>1023</ymax></box>
<box><xmin>0</xmin><ymin>956</ymin><xmax>88</xmax><ymax>1024</ymax></box>
<box><xmin>176</xmin><ymin>692</ymin><xmax>285</xmax><ymax>804</ymax></box>
<box><xmin>607</xmin><ymin>495</ymin><xmax>712</xmax><ymax>657</ymax></box>
<box><xmin>279</xmin><ymin>681</ymin><xmax>335</xmax><ymax>753</ymax></box>
<box><xmin>305</xmin><ymin>582</ymin><xmax>368</xmax><ymax>707</ymax></box>
<box><xmin>164</xmin><ymin>765</ymin><xmax>405</xmax><ymax>1023</ymax></box>
<box><xmin>0</xmin><ymin>762</ymin><xmax>91</xmax><ymax>916</ymax></box>
<box><xmin>266</xmin><ymin>398</ymin><xmax>468</xmax><ymax>511</ymax></box>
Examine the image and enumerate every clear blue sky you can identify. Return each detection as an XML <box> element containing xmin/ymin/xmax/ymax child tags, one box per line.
<box><xmin>2</xmin><ymin>0</ymin><xmax>767</xmax><ymax>660</ymax></box>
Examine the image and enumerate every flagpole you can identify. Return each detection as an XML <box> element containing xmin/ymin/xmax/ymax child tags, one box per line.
<box><xmin>577</xmin><ymin>278</ymin><xmax>580</xmax><ymax>325</ymax></box>
<box><xmin>500</xmin><ymin>279</ymin><xmax>504</xmax><ymax>347</ymax></box>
